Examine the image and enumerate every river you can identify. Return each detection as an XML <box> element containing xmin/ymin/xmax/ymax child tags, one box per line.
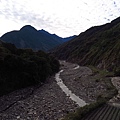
<box><xmin>55</xmin><ymin>69</ymin><xmax>87</xmax><ymax>107</ymax></box>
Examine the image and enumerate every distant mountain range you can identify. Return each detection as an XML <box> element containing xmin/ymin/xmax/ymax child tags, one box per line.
<box><xmin>52</xmin><ymin>17</ymin><xmax>120</xmax><ymax>74</ymax></box>
<box><xmin>1</xmin><ymin>25</ymin><xmax>76</xmax><ymax>51</ymax></box>
<box><xmin>38</xmin><ymin>29</ymin><xmax>76</xmax><ymax>43</ymax></box>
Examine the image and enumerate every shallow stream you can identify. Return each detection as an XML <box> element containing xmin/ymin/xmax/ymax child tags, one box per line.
<box><xmin>55</xmin><ymin>69</ymin><xmax>87</xmax><ymax>107</ymax></box>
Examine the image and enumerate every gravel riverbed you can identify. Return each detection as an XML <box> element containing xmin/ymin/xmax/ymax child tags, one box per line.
<box><xmin>0</xmin><ymin>76</ymin><xmax>78</xmax><ymax>120</ymax></box>
<box><xmin>0</xmin><ymin>61</ymin><xmax>116</xmax><ymax>120</ymax></box>
<box><xmin>60</xmin><ymin>61</ymin><xmax>108</xmax><ymax>103</ymax></box>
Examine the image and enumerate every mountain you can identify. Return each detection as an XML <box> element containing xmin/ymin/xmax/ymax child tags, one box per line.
<box><xmin>0</xmin><ymin>40</ymin><xmax>60</xmax><ymax>96</ymax></box>
<box><xmin>63</xmin><ymin>35</ymin><xmax>77</xmax><ymax>42</ymax></box>
<box><xmin>38</xmin><ymin>29</ymin><xmax>63</xmax><ymax>43</ymax></box>
<box><xmin>39</xmin><ymin>29</ymin><xmax>76</xmax><ymax>42</ymax></box>
<box><xmin>52</xmin><ymin>17</ymin><xmax>120</xmax><ymax>74</ymax></box>
<box><xmin>0</xmin><ymin>25</ymin><xmax>64</xmax><ymax>52</ymax></box>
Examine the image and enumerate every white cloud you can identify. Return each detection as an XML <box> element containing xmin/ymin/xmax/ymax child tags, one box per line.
<box><xmin>0</xmin><ymin>0</ymin><xmax>120</xmax><ymax>37</ymax></box>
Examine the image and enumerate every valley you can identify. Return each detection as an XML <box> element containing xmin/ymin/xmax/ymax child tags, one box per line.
<box><xmin>0</xmin><ymin>61</ymin><xmax>119</xmax><ymax>120</ymax></box>
<box><xmin>0</xmin><ymin>16</ymin><xmax>120</xmax><ymax>120</ymax></box>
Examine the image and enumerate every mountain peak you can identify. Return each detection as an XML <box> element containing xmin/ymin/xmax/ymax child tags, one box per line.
<box><xmin>1</xmin><ymin>25</ymin><xmax>75</xmax><ymax>52</ymax></box>
<box><xmin>20</xmin><ymin>25</ymin><xmax>37</xmax><ymax>31</ymax></box>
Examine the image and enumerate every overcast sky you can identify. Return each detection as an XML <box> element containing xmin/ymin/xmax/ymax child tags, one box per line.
<box><xmin>0</xmin><ymin>0</ymin><xmax>120</xmax><ymax>37</ymax></box>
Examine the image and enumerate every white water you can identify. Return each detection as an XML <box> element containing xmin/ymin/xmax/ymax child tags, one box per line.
<box><xmin>55</xmin><ymin>70</ymin><xmax>87</xmax><ymax>107</ymax></box>
<box><xmin>74</xmin><ymin>65</ymin><xmax>80</xmax><ymax>70</ymax></box>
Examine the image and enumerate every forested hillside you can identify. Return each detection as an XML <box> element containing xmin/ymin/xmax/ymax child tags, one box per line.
<box><xmin>0</xmin><ymin>40</ymin><xmax>60</xmax><ymax>96</ymax></box>
<box><xmin>52</xmin><ymin>17</ymin><xmax>120</xmax><ymax>75</ymax></box>
<box><xmin>1</xmin><ymin>25</ymin><xmax>76</xmax><ymax>52</ymax></box>
<box><xmin>1</xmin><ymin>25</ymin><xmax>63</xmax><ymax>51</ymax></box>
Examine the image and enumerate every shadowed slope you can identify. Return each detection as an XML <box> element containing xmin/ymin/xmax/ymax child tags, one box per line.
<box><xmin>1</xmin><ymin>25</ymin><xmax>63</xmax><ymax>51</ymax></box>
<box><xmin>52</xmin><ymin>17</ymin><xmax>120</xmax><ymax>73</ymax></box>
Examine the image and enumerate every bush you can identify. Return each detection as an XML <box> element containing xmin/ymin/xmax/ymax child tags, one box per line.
<box><xmin>62</xmin><ymin>99</ymin><xmax>106</xmax><ymax>120</ymax></box>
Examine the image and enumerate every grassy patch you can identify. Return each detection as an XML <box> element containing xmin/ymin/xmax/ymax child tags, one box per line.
<box><xmin>88</xmin><ymin>65</ymin><xmax>114</xmax><ymax>77</ymax></box>
<box><xmin>98</xmin><ymin>77</ymin><xmax>118</xmax><ymax>101</ymax></box>
<box><xmin>62</xmin><ymin>99</ymin><xmax>106</xmax><ymax>120</ymax></box>
<box><xmin>89</xmin><ymin>66</ymin><xmax>118</xmax><ymax>100</ymax></box>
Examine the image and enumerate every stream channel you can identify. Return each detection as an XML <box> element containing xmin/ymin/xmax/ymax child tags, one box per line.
<box><xmin>55</xmin><ymin>68</ymin><xmax>87</xmax><ymax>107</ymax></box>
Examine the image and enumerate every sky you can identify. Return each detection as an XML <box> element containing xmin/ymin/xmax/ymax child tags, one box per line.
<box><xmin>0</xmin><ymin>0</ymin><xmax>120</xmax><ymax>37</ymax></box>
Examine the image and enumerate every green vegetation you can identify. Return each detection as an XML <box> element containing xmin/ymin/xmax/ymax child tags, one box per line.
<box><xmin>97</xmin><ymin>77</ymin><xmax>117</xmax><ymax>101</ymax></box>
<box><xmin>87</xmin><ymin>65</ymin><xmax>117</xmax><ymax>100</ymax></box>
<box><xmin>62</xmin><ymin>89</ymin><xmax>117</xmax><ymax>120</ymax></box>
<box><xmin>88</xmin><ymin>65</ymin><xmax>114</xmax><ymax>77</ymax></box>
<box><xmin>62</xmin><ymin>99</ymin><xmax>106</xmax><ymax>120</ymax></box>
<box><xmin>0</xmin><ymin>41</ymin><xmax>60</xmax><ymax>96</ymax></box>
<box><xmin>61</xmin><ymin>66</ymin><xmax>118</xmax><ymax>120</ymax></box>
<box><xmin>1</xmin><ymin>25</ymin><xmax>64</xmax><ymax>52</ymax></box>
<box><xmin>53</xmin><ymin>17</ymin><xmax>120</xmax><ymax>75</ymax></box>
<box><xmin>52</xmin><ymin>17</ymin><xmax>120</xmax><ymax>120</ymax></box>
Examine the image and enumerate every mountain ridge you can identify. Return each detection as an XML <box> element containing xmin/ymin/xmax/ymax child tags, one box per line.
<box><xmin>52</xmin><ymin>17</ymin><xmax>120</xmax><ymax>74</ymax></box>
<box><xmin>1</xmin><ymin>25</ymin><xmax>76</xmax><ymax>52</ymax></box>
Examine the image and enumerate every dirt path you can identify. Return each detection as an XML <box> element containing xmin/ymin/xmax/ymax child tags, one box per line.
<box><xmin>0</xmin><ymin>61</ymin><xmax>115</xmax><ymax>120</ymax></box>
